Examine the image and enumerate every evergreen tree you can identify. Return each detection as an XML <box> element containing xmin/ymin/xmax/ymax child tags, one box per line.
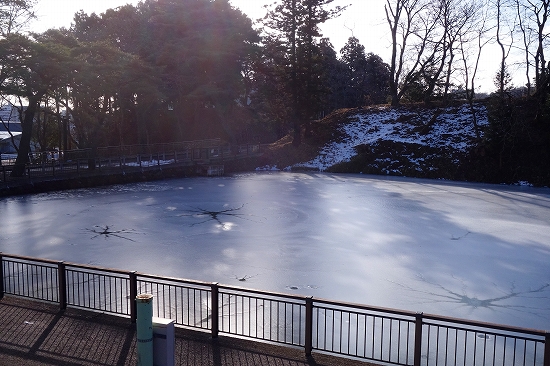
<box><xmin>340</xmin><ymin>36</ymin><xmax>367</xmax><ymax>107</ymax></box>
<box><xmin>262</xmin><ymin>0</ymin><xmax>346</xmax><ymax>146</ymax></box>
<box><xmin>364</xmin><ymin>53</ymin><xmax>390</xmax><ymax>105</ymax></box>
<box><xmin>340</xmin><ymin>37</ymin><xmax>390</xmax><ymax>107</ymax></box>
<box><xmin>0</xmin><ymin>33</ymin><xmax>70</xmax><ymax>176</ymax></box>
<box><xmin>317</xmin><ymin>38</ymin><xmax>348</xmax><ymax>113</ymax></box>
<box><xmin>70</xmin><ymin>0</ymin><xmax>259</xmax><ymax>143</ymax></box>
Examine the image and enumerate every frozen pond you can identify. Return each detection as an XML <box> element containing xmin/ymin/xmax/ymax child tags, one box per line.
<box><xmin>1</xmin><ymin>172</ymin><xmax>549</xmax><ymax>330</ymax></box>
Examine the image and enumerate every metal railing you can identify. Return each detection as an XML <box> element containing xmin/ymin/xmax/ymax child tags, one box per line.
<box><xmin>217</xmin><ymin>285</ymin><xmax>307</xmax><ymax>347</ymax></box>
<box><xmin>64</xmin><ymin>263</ymin><xmax>132</xmax><ymax>316</ymax></box>
<box><xmin>312</xmin><ymin>299</ymin><xmax>417</xmax><ymax>364</ymax></box>
<box><xmin>1</xmin><ymin>253</ymin><xmax>548</xmax><ymax>366</ymax></box>
<box><xmin>137</xmin><ymin>273</ymin><xmax>212</xmax><ymax>332</ymax></box>
<box><xmin>0</xmin><ymin>140</ymin><xmax>267</xmax><ymax>183</ymax></box>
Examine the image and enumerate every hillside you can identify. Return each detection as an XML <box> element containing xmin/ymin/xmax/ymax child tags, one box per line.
<box><xmin>259</xmin><ymin>102</ymin><xmax>490</xmax><ymax>182</ymax></box>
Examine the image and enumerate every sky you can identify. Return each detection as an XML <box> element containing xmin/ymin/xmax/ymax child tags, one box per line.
<box><xmin>31</xmin><ymin>0</ymin><xmax>504</xmax><ymax>93</ymax></box>
<box><xmin>31</xmin><ymin>0</ymin><xmax>386</xmax><ymax>53</ymax></box>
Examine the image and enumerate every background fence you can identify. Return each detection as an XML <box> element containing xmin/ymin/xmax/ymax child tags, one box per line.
<box><xmin>1</xmin><ymin>253</ymin><xmax>548</xmax><ymax>366</ymax></box>
<box><xmin>0</xmin><ymin>139</ymin><xmax>267</xmax><ymax>183</ymax></box>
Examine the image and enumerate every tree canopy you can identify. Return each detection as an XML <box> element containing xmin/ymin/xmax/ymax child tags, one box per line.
<box><xmin>2</xmin><ymin>0</ymin><xmax>547</xmax><ymax>183</ymax></box>
<box><xmin>0</xmin><ymin>0</ymin><xmax>392</xmax><ymax>159</ymax></box>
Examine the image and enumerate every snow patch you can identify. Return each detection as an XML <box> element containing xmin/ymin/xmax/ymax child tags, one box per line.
<box><xmin>295</xmin><ymin>104</ymin><xmax>488</xmax><ymax>172</ymax></box>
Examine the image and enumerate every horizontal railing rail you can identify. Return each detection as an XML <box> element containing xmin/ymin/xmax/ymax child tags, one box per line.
<box><xmin>0</xmin><ymin>140</ymin><xmax>269</xmax><ymax>183</ymax></box>
<box><xmin>1</xmin><ymin>252</ymin><xmax>548</xmax><ymax>366</ymax></box>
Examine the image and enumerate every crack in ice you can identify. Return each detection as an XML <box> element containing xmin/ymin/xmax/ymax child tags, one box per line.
<box><xmin>85</xmin><ymin>225</ymin><xmax>140</xmax><ymax>241</ymax></box>
<box><xmin>178</xmin><ymin>204</ymin><xmax>262</xmax><ymax>229</ymax></box>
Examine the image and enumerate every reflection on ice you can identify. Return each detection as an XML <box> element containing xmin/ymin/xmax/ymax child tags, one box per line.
<box><xmin>1</xmin><ymin>172</ymin><xmax>549</xmax><ymax>330</ymax></box>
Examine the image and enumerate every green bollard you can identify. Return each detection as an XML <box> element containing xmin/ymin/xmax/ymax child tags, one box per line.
<box><xmin>136</xmin><ymin>294</ymin><xmax>154</xmax><ymax>366</ymax></box>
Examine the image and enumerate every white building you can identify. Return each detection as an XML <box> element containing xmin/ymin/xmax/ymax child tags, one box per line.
<box><xmin>0</xmin><ymin>105</ymin><xmax>23</xmax><ymax>154</ymax></box>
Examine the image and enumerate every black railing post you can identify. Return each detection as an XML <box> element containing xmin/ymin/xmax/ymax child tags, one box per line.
<box><xmin>0</xmin><ymin>252</ymin><xmax>4</xmax><ymax>300</ymax></box>
<box><xmin>129</xmin><ymin>271</ymin><xmax>137</xmax><ymax>323</ymax></box>
<box><xmin>414</xmin><ymin>312</ymin><xmax>423</xmax><ymax>366</ymax></box>
<box><xmin>305</xmin><ymin>296</ymin><xmax>313</xmax><ymax>357</ymax></box>
<box><xmin>58</xmin><ymin>261</ymin><xmax>67</xmax><ymax>310</ymax></box>
<box><xmin>211</xmin><ymin>282</ymin><xmax>219</xmax><ymax>338</ymax></box>
<box><xmin>544</xmin><ymin>332</ymin><xmax>550</xmax><ymax>366</ymax></box>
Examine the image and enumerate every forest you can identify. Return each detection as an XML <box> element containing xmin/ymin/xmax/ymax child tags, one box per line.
<box><xmin>0</xmin><ymin>0</ymin><xmax>549</xmax><ymax>184</ymax></box>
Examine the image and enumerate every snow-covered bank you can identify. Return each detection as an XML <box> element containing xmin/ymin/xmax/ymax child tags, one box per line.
<box><xmin>294</xmin><ymin>103</ymin><xmax>488</xmax><ymax>173</ymax></box>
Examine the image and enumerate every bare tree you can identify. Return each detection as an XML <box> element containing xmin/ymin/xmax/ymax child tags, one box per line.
<box><xmin>494</xmin><ymin>0</ymin><xmax>516</xmax><ymax>96</ymax></box>
<box><xmin>459</xmin><ymin>0</ymin><xmax>493</xmax><ymax>139</ymax></box>
<box><xmin>416</xmin><ymin>0</ymin><xmax>482</xmax><ymax>102</ymax></box>
<box><xmin>385</xmin><ymin>0</ymin><xmax>441</xmax><ymax>106</ymax></box>
<box><xmin>514</xmin><ymin>0</ymin><xmax>535</xmax><ymax>95</ymax></box>
<box><xmin>526</xmin><ymin>0</ymin><xmax>549</xmax><ymax>96</ymax></box>
<box><xmin>441</xmin><ymin>0</ymin><xmax>482</xmax><ymax>100</ymax></box>
<box><xmin>0</xmin><ymin>0</ymin><xmax>35</xmax><ymax>37</ymax></box>
<box><xmin>419</xmin><ymin>0</ymin><xmax>448</xmax><ymax>102</ymax></box>
<box><xmin>386</xmin><ymin>0</ymin><xmax>497</xmax><ymax>105</ymax></box>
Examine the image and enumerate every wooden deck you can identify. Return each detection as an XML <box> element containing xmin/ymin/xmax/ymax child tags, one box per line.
<box><xmin>0</xmin><ymin>296</ymin><xmax>373</xmax><ymax>366</ymax></box>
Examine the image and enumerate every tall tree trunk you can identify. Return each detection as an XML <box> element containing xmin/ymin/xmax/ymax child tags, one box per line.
<box><xmin>496</xmin><ymin>0</ymin><xmax>507</xmax><ymax>97</ymax></box>
<box><xmin>290</xmin><ymin>0</ymin><xmax>301</xmax><ymax>146</ymax></box>
<box><xmin>11</xmin><ymin>96</ymin><xmax>40</xmax><ymax>177</ymax></box>
<box><xmin>386</xmin><ymin>0</ymin><xmax>401</xmax><ymax>106</ymax></box>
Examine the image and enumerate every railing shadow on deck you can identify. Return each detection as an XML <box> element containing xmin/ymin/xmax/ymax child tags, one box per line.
<box><xmin>1</xmin><ymin>253</ymin><xmax>549</xmax><ymax>366</ymax></box>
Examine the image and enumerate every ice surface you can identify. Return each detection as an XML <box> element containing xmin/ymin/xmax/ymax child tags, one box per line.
<box><xmin>1</xmin><ymin>172</ymin><xmax>549</xmax><ymax>330</ymax></box>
